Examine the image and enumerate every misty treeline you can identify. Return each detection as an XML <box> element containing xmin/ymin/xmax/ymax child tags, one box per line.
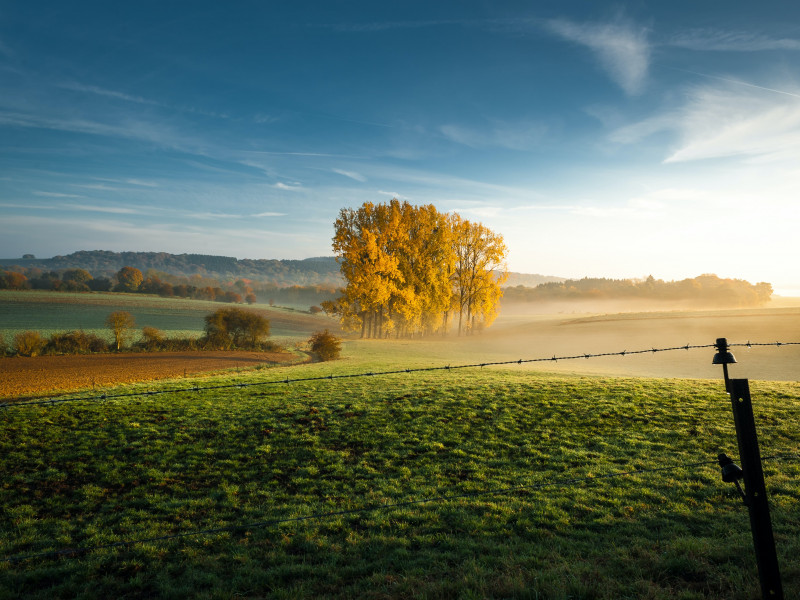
<box><xmin>502</xmin><ymin>274</ymin><xmax>773</xmax><ymax>307</ymax></box>
<box><xmin>0</xmin><ymin>266</ymin><xmax>339</xmax><ymax>307</ymax></box>
<box><xmin>323</xmin><ymin>200</ymin><xmax>507</xmax><ymax>338</ymax></box>
<box><xmin>1</xmin><ymin>251</ymin><xmax>342</xmax><ymax>286</ymax></box>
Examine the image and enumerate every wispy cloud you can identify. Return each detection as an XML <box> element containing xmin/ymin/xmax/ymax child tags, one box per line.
<box><xmin>439</xmin><ymin>120</ymin><xmax>547</xmax><ymax>150</ymax></box>
<box><xmin>665</xmin><ymin>67</ymin><xmax>800</xmax><ymax>100</ymax></box>
<box><xmin>70</xmin><ymin>183</ymin><xmax>123</xmax><ymax>191</ymax></box>
<box><xmin>610</xmin><ymin>80</ymin><xmax>800</xmax><ymax>164</ymax></box>
<box><xmin>252</xmin><ymin>211</ymin><xmax>285</xmax><ymax>217</ymax></box>
<box><xmin>669</xmin><ymin>29</ymin><xmax>800</xmax><ymax>52</ymax></box>
<box><xmin>546</xmin><ymin>16</ymin><xmax>650</xmax><ymax>95</ymax></box>
<box><xmin>190</xmin><ymin>212</ymin><xmax>245</xmax><ymax>220</ymax></box>
<box><xmin>33</xmin><ymin>191</ymin><xmax>83</xmax><ymax>198</ymax></box>
<box><xmin>273</xmin><ymin>182</ymin><xmax>302</xmax><ymax>191</ymax></box>
<box><xmin>332</xmin><ymin>168</ymin><xmax>366</xmax><ymax>182</ymax></box>
<box><xmin>0</xmin><ymin>110</ymin><xmax>203</xmax><ymax>154</ymax></box>
<box><xmin>59</xmin><ymin>82</ymin><xmax>163</xmax><ymax>106</ymax></box>
<box><xmin>377</xmin><ymin>190</ymin><xmax>409</xmax><ymax>200</ymax></box>
<box><xmin>666</xmin><ymin>84</ymin><xmax>800</xmax><ymax>163</ymax></box>
<box><xmin>63</xmin><ymin>203</ymin><xmax>141</xmax><ymax>214</ymax></box>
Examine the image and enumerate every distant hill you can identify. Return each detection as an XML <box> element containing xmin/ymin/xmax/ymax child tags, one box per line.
<box><xmin>0</xmin><ymin>251</ymin><xmax>343</xmax><ymax>287</ymax></box>
<box><xmin>1</xmin><ymin>251</ymin><xmax>563</xmax><ymax>289</ymax></box>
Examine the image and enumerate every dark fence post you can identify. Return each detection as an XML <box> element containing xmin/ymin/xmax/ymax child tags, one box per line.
<box><xmin>713</xmin><ymin>338</ymin><xmax>783</xmax><ymax>599</ymax></box>
<box><xmin>727</xmin><ymin>378</ymin><xmax>783</xmax><ymax>599</ymax></box>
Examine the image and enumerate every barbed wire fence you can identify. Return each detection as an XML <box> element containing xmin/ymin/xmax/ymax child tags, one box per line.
<box><xmin>1</xmin><ymin>339</ymin><xmax>799</xmax><ymax>580</ymax></box>
<box><xmin>3</xmin><ymin>340</ymin><xmax>798</xmax><ymax>410</ymax></box>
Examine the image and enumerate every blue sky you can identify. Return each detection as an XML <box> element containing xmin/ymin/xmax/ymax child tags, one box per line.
<box><xmin>1</xmin><ymin>1</ymin><xmax>799</xmax><ymax>291</ymax></box>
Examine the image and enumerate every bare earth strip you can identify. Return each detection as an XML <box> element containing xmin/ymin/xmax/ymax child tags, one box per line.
<box><xmin>0</xmin><ymin>351</ymin><xmax>302</xmax><ymax>399</ymax></box>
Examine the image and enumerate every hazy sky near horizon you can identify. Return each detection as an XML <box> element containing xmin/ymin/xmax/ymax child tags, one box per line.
<box><xmin>1</xmin><ymin>1</ymin><xmax>799</xmax><ymax>289</ymax></box>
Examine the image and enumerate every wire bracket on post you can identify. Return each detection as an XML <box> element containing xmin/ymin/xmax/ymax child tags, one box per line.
<box><xmin>717</xmin><ymin>453</ymin><xmax>746</xmax><ymax>504</ymax></box>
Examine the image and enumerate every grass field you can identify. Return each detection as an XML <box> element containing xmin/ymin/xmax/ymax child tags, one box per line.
<box><xmin>2</xmin><ymin>339</ymin><xmax>800</xmax><ymax>599</ymax></box>
<box><xmin>0</xmin><ymin>290</ymin><xmax>338</xmax><ymax>345</ymax></box>
<box><xmin>2</xmin><ymin>293</ymin><xmax>799</xmax><ymax>598</ymax></box>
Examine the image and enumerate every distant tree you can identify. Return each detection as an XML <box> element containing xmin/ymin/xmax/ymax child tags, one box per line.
<box><xmin>106</xmin><ymin>310</ymin><xmax>136</xmax><ymax>350</ymax></box>
<box><xmin>22</xmin><ymin>254</ymin><xmax>35</xmax><ymax>259</ymax></box>
<box><xmin>62</xmin><ymin>268</ymin><xmax>93</xmax><ymax>285</ymax></box>
<box><xmin>309</xmin><ymin>329</ymin><xmax>342</xmax><ymax>361</ymax></box>
<box><xmin>309</xmin><ymin>305</ymin><xmax>323</xmax><ymax>314</ymax></box>
<box><xmin>204</xmin><ymin>307</ymin><xmax>269</xmax><ymax>348</ymax></box>
<box><xmin>115</xmin><ymin>267</ymin><xmax>144</xmax><ymax>292</ymax></box>
<box><xmin>0</xmin><ymin>271</ymin><xmax>29</xmax><ymax>290</ymax></box>
<box><xmin>245</xmin><ymin>293</ymin><xmax>257</xmax><ymax>304</ymax></box>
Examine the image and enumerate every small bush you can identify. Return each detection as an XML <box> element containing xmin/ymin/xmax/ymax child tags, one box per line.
<box><xmin>309</xmin><ymin>330</ymin><xmax>342</xmax><ymax>361</ymax></box>
<box><xmin>0</xmin><ymin>333</ymin><xmax>6</xmax><ymax>357</ymax></box>
<box><xmin>140</xmin><ymin>326</ymin><xmax>166</xmax><ymax>351</ymax></box>
<box><xmin>13</xmin><ymin>331</ymin><xmax>46</xmax><ymax>357</ymax></box>
<box><xmin>45</xmin><ymin>331</ymin><xmax>108</xmax><ymax>355</ymax></box>
<box><xmin>309</xmin><ymin>305</ymin><xmax>323</xmax><ymax>314</ymax></box>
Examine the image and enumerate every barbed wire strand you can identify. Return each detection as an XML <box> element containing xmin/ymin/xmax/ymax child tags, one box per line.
<box><xmin>5</xmin><ymin>340</ymin><xmax>800</xmax><ymax>410</ymax></box>
<box><xmin>7</xmin><ymin>340</ymin><xmax>796</xmax><ymax>410</ymax></box>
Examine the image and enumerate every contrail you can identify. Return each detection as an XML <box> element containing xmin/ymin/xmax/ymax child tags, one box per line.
<box><xmin>665</xmin><ymin>66</ymin><xmax>800</xmax><ymax>99</ymax></box>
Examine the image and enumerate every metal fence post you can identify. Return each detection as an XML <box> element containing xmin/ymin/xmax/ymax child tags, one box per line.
<box><xmin>727</xmin><ymin>378</ymin><xmax>783</xmax><ymax>599</ymax></box>
<box><xmin>714</xmin><ymin>337</ymin><xmax>783</xmax><ymax>599</ymax></box>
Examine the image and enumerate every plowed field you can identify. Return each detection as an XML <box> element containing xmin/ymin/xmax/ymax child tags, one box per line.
<box><xmin>0</xmin><ymin>351</ymin><xmax>303</xmax><ymax>399</ymax></box>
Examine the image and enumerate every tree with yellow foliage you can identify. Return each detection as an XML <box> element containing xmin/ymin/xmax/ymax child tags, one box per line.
<box><xmin>328</xmin><ymin>200</ymin><xmax>507</xmax><ymax>338</ymax></box>
<box><xmin>450</xmin><ymin>214</ymin><xmax>508</xmax><ymax>335</ymax></box>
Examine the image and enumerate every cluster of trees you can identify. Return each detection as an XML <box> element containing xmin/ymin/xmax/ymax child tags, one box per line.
<box><xmin>3</xmin><ymin>307</ymin><xmax>275</xmax><ymax>357</ymax></box>
<box><xmin>502</xmin><ymin>274</ymin><xmax>773</xmax><ymax>307</ymax></box>
<box><xmin>324</xmin><ymin>200</ymin><xmax>507</xmax><ymax>337</ymax></box>
<box><xmin>2</xmin><ymin>251</ymin><xmax>343</xmax><ymax>286</ymax></box>
<box><xmin>0</xmin><ymin>266</ymin><xmax>256</xmax><ymax>304</ymax></box>
<box><xmin>1</xmin><ymin>265</ymin><xmax>343</xmax><ymax>310</ymax></box>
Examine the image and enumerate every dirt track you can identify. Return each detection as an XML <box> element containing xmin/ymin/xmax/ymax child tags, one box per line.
<box><xmin>0</xmin><ymin>351</ymin><xmax>302</xmax><ymax>399</ymax></box>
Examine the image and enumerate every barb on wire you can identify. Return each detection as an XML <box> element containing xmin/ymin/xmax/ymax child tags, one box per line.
<box><xmin>1</xmin><ymin>457</ymin><xmax>720</xmax><ymax>565</ymax></box>
<box><xmin>2</xmin><ymin>340</ymin><xmax>798</xmax><ymax>410</ymax></box>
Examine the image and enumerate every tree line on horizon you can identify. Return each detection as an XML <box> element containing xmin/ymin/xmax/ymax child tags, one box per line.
<box><xmin>1</xmin><ymin>250</ymin><xmax>342</xmax><ymax>286</ymax></box>
<box><xmin>502</xmin><ymin>274</ymin><xmax>773</xmax><ymax>307</ymax></box>
<box><xmin>323</xmin><ymin>200</ymin><xmax>508</xmax><ymax>338</ymax></box>
<box><xmin>0</xmin><ymin>265</ymin><xmax>343</xmax><ymax>307</ymax></box>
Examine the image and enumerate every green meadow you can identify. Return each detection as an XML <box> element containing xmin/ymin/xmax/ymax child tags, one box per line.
<box><xmin>2</xmin><ymin>293</ymin><xmax>800</xmax><ymax>598</ymax></box>
<box><xmin>0</xmin><ymin>290</ymin><xmax>335</xmax><ymax>345</ymax></box>
<box><xmin>2</xmin><ymin>338</ymin><xmax>800</xmax><ymax>599</ymax></box>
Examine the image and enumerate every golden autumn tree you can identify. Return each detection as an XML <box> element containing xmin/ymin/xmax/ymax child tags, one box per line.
<box><xmin>328</xmin><ymin>199</ymin><xmax>507</xmax><ymax>338</ymax></box>
<box><xmin>450</xmin><ymin>214</ymin><xmax>508</xmax><ymax>335</ymax></box>
<box><xmin>331</xmin><ymin>202</ymin><xmax>404</xmax><ymax>338</ymax></box>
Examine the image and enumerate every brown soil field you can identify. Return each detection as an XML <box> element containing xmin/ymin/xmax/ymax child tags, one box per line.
<box><xmin>0</xmin><ymin>351</ymin><xmax>304</xmax><ymax>399</ymax></box>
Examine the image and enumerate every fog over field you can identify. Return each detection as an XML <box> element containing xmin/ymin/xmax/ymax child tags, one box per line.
<box><xmin>433</xmin><ymin>298</ymin><xmax>800</xmax><ymax>382</ymax></box>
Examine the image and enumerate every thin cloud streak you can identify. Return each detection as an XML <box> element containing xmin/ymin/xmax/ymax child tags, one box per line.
<box><xmin>332</xmin><ymin>168</ymin><xmax>367</xmax><ymax>182</ymax></box>
<box><xmin>546</xmin><ymin>16</ymin><xmax>650</xmax><ymax>95</ymax></box>
<box><xmin>59</xmin><ymin>82</ymin><xmax>163</xmax><ymax>106</ymax></box>
<box><xmin>669</xmin><ymin>29</ymin><xmax>800</xmax><ymax>52</ymax></box>
<box><xmin>33</xmin><ymin>191</ymin><xmax>83</xmax><ymax>198</ymax></box>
